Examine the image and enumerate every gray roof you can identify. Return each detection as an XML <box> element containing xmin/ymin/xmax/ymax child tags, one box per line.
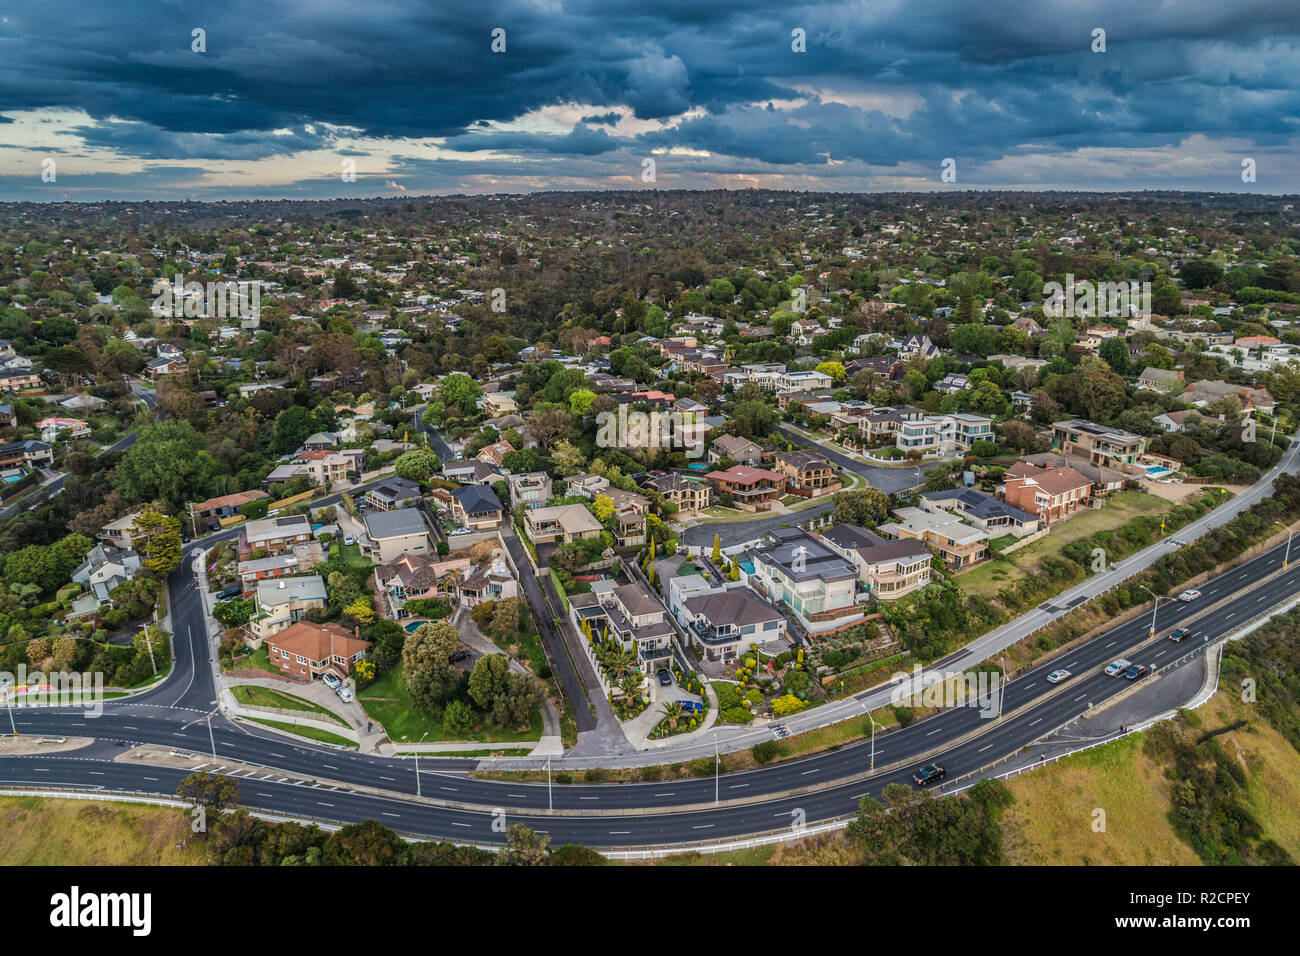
<box><xmin>753</xmin><ymin>529</ymin><xmax>856</xmax><ymax>583</ymax></box>
<box><xmin>363</xmin><ymin>507</ymin><xmax>429</xmax><ymax>539</ymax></box>
<box><xmin>920</xmin><ymin>487</ymin><xmax>1037</xmax><ymax>524</ymax></box>
<box><xmin>821</xmin><ymin>524</ymin><xmax>930</xmax><ymax>563</ymax></box>
<box><xmin>452</xmin><ymin>483</ymin><xmax>503</xmax><ymax>515</ymax></box>
<box><xmin>684</xmin><ymin>588</ymin><xmax>783</xmax><ymax>627</ymax></box>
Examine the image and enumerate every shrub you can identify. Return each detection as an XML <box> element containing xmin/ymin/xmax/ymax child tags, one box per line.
<box><xmin>752</xmin><ymin>740</ymin><xmax>780</xmax><ymax>764</ymax></box>
<box><xmin>893</xmin><ymin>705</ymin><xmax>915</xmax><ymax>728</ymax></box>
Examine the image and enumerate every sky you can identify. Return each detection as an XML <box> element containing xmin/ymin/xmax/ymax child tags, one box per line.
<box><xmin>0</xmin><ymin>0</ymin><xmax>1297</xmax><ymax>201</ymax></box>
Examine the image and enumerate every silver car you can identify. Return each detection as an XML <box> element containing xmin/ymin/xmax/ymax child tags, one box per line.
<box><xmin>1104</xmin><ymin>658</ymin><xmax>1131</xmax><ymax>677</ymax></box>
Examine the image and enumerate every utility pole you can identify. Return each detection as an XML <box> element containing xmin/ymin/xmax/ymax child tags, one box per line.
<box><xmin>714</xmin><ymin>733</ymin><xmax>720</xmax><ymax>804</ymax></box>
<box><xmin>1137</xmin><ymin>584</ymin><xmax>1163</xmax><ymax>638</ymax></box>
<box><xmin>547</xmin><ymin>755</ymin><xmax>552</xmax><ymax>811</ymax></box>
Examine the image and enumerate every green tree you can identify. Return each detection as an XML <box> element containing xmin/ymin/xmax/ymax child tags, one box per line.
<box><xmin>393</xmin><ymin>448</ymin><xmax>440</xmax><ymax>482</ymax></box>
<box><xmin>401</xmin><ymin>620</ymin><xmax>462</xmax><ymax>710</ymax></box>
<box><xmin>132</xmin><ymin>508</ymin><xmax>182</xmax><ymax>576</ymax></box>
<box><xmin>467</xmin><ymin>653</ymin><xmax>512</xmax><ymax>710</ymax></box>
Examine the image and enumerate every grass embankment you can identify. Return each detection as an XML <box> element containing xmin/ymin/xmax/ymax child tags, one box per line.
<box><xmin>999</xmin><ymin>690</ymin><xmax>1300</xmax><ymax>864</ymax></box>
<box><xmin>231</xmin><ymin>685</ymin><xmax>348</xmax><ymax>725</ymax></box>
<box><xmin>245</xmin><ymin>717</ymin><xmax>356</xmax><ymax>747</ymax></box>
<box><xmin>0</xmin><ymin>795</ymin><xmax>205</xmax><ymax>865</ymax></box>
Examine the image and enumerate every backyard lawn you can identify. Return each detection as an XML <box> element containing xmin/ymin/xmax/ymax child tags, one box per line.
<box><xmin>359</xmin><ymin>663</ymin><xmax>542</xmax><ymax>744</ymax></box>
<box><xmin>329</xmin><ymin>541</ymin><xmax>373</xmax><ymax>570</ymax></box>
<box><xmin>960</xmin><ymin>491</ymin><xmax>1171</xmax><ymax>599</ymax></box>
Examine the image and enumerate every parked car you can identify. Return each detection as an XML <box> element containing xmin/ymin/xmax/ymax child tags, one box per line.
<box><xmin>1178</xmin><ymin>589</ymin><xmax>1201</xmax><ymax>602</ymax></box>
<box><xmin>912</xmin><ymin>764</ymin><xmax>947</xmax><ymax>787</ymax></box>
<box><xmin>1168</xmin><ymin>628</ymin><xmax>1192</xmax><ymax>643</ymax></box>
<box><xmin>1104</xmin><ymin>659</ymin><xmax>1132</xmax><ymax>677</ymax></box>
<box><xmin>1123</xmin><ymin>664</ymin><xmax>1151</xmax><ymax>681</ymax></box>
<box><xmin>335</xmin><ymin>685</ymin><xmax>354</xmax><ymax>703</ymax></box>
<box><xmin>216</xmin><ymin>583</ymin><xmax>242</xmax><ymax>600</ymax></box>
<box><xmin>448</xmin><ymin>528</ymin><xmax>472</xmax><ymax>536</ymax></box>
<box><xmin>1046</xmin><ymin>669</ymin><xmax>1071</xmax><ymax>684</ymax></box>
<box><xmin>321</xmin><ymin>673</ymin><xmax>342</xmax><ymax>690</ymax></box>
<box><xmin>678</xmin><ymin>700</ymin><xmax>703</xmax><ymax>714</ymax></box>
<box><xmin>450</xmin><ymin>650</ymin><xmax>472</xmax><ymax>662</ymax></box>
<box><xmin>657</xmin><ymin>669</ymin><xmax>672</xmax><ymax>687</ymax></box>
<box><xmin>344</xmin><ymin>533</ymin><xmax>354</xmax><ymax>546</ymax></box>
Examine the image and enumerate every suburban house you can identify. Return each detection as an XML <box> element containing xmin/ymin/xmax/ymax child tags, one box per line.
<box><xmin>772</xmin><ymin>449</ymin><xmax>840</xmax><ymax>496</ymax></box>
<box><xmin>449</xmin><ymin>484</ymin><xmax>505</xmax><ymax>530</ymax></box>
<box><xmin>1136</xmin><ymin>367</ymin><xmax>1185</xmax><ymax>393</ymax></box>
<box><xmin>1153</xmin><ymin>409</ymin><xmax>1209</xmax><ymax>433</ymax></box>
<box><xmin>568</xmin><ymin>578</ymin><xmax>675</xmax><ymax>675</ymax></box>
<box><xmin>507</xmin><ymin>471</ymin><xmax>552</xmax><ymax>511</ymax></box>
<box><xmin>240</xmin><ymin>514</ymin><xmax>313</xmax><ymax>558</ymax></box>
<box><xmin>363</xmin><ymin>507</ymin><xmax>433</xmax><ymax>563</ymax></box>
<box><xmin>70</xmin><ymin>544</ymin><xmax>142</xmax><ymax>607</ymax></box>
<box><xmin>918</xmin><ymin>488</ymin><xmax>1041</xmax><ymax>537</ymax></box>
<box><xmin>748</xmin><ymin>528</ymin><xmax>862</xmax><ymax>633</ymax></box>
<box><xmin>0</xmin><ymin>439</ymin><xmax>53</xmax><ymax>469</ymax></box>
<box><xmin>898</xmin><ymin>334</ymin><xmax>940</xmax><ymax>361</ymax></box>
<box><xmin>777</xmin><ymin>370</ymin><xmax>834</xmax><ymax>393</ymax></box>
<box><xmin>476</xmin><ymin>440</ymin><xmax>515</xmax><ymax>468</ymax></box>
<box><xmin>819</xmin><ymin>525</ymin><xmax>933</xmax><ymax>601</ymax></box>
<box><xmin>455</xmin><ymin>559</ymin><xmax>520</xmax><ymax>608</ymax></box>
<box><xmin>264</xmin><ymin>620</ymin><xmax>370</xmax><ymax>681</ymax></box>
<box><xmin>708</xmin><ymin>434</ymin><xmax>764</xmax><ymax>467</ymax></box>
<box><xmin>670</xmin><ymin>577</ymin><xmax>787</xmax><ymax>663</ymax></box>
<box><xmin>565</xmin><ymin>473</ymin><xmax>610</xmax><ymax>499</ymax></box>
<box><xmin>35</xmin><ymin>417</ymin><xmax>91</xmax><ymax>441</ymax></box>
<box><xmin>443</xmin><ymin>459</ymin><xmax>503</xmax><ymax>484</ymax></box>
<box><xmin>97</xmin><ymin>511</ymin><xmax>145</xmax><ymax>550</ymax></box>
<box><xmin>879</xmin><ymin>507</ymin><xmax>989</xmax><ymax>569</ymax></box>
<box><xmin>642</xmin><ymin>473</ymin><xmax>712</xmax><ymax>516</ymax></box>
<box><xmin>193</xmin><ymin>489</ymin><xmax>270</xmax><ymax>531</ymax></box>
<box><xmin>145</xmin><ymin>355</ymin><xmax>188</xmax><ymax>378</ymax></box>
<box><xmin>0</xmin><ymin>364</ymin><xmax>40</xmax><ymax>391</ymax></box>
<box><xmin>934</xmin><ymin>373</ymin><xmax>970</xmax><ymax>395</ymax></box>
<box><xmin>481</xmin><ymin>392</ymin><xmax>519</xmax><ymax>416</ymax></box>
<box><xmin>1180</xmin><ymin>380</ymin><xmax>1277</xmax><ymax>417</ymax></box>
<box><xmin>1021</xmin><ymin>452</ymin><xmax>1126</xmax><ymax>496</ymax></box>
<box><xmin>237</xmin><ymin>543</ymin><xmax>325</xmax><ymax>593</ymax></box>
<box><xmin>1051</xmin><ymin>419</ymin><xmax>1147</xmax><ymax>472</ymax></box>
<box><xmin>704</xmin><ymin>465</ymin><xmax>787</xmax><ymax>512</ymax></box>
<box><xmin>249</xmin><ymin>575</ymin><xmax>329</xmax><ymax>643</ymax></box>
<box><xmin>373</xmin><ymin>552</ymin><xmax>469</xmax><ymax>616</ymax></box>
<box><xmin>604</xmin><ymin>489</ymin><xmax>650</xmax><ymax>548</ymax></box>
<box><xmin>264</xmin><ymin>449</ymin><xmax>363</xmax><ymax>488</ymax></box>
<box><xmin>523</xmin><ymin>503</ymin><xmax>604</xmax><ymax>546</ymax></box>
<box><xmin>364</xmin><ymin>478</ymin><xmax>423</xmax><ymax>511</ymax></box>
<box><xmin>1002</xmin><ymin>461</ymin><xmax>1093</xmax><ymax>525</ymax></box>
<box><xmin>896</xmin><ymin>413</ymin><xmax>994</xmax><ymax>456</ymax></box>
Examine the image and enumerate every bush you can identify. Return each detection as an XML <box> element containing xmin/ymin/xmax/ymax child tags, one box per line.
<box><xmin>752</xmin><ymin>740</ymin><xmax>780</xmax><ymax>764</ymax></box>
<box><xmin>893</xmin><ymin>705</ymin><xmax>915</xmax><ymax>728</ymax></box>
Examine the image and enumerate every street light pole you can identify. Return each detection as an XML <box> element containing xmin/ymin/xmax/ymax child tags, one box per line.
<box><xmin>867</xmin><ymin>710</ymin><xmax>883</xmax><ymax>771</ymax></box>
<box><xmin>714</xmin><ymin>733</ymin><xmax>720</xmax><ymax>804</ymax></box>
<box><xmin>547</xmin><ymin>756</ymin><xmax>552</xmax><ymax>811</ymax></box>
<box><xmin>1137</xmin><ymin>584</ymin><xmax>1162</xmax><ymax>638</ymax></box>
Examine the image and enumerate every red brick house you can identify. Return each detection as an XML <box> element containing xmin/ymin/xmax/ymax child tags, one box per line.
<box><xmin>1002</xmin><ymin>461</ymin><xmax>1092</xmax><ymax>525</ymax></box>
<box><xmin>264</xmin><ymin>621</ymin><xmax>371</xmax><ymax>681</ymax></box>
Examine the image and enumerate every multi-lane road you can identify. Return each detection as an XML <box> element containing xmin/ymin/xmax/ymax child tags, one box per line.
<box><xmin>2</xmin><ymin>518</ymin><xmax>1295</xmax><ymax>848</ymax></box>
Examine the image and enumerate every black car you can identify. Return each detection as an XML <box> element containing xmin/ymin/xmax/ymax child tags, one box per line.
<box><xmin>1167</xmin><ymin>628</ymin><xmax>1192</xmax><ymax>643</ymax></box>
<box><xmin>215</xmin><ymin>584</ymin><xmax>242</xmax><ymax>600</ymax></box>
<box><xmin>1123</xmin><ymin>664</ymin><xmax>1151</xmax><ymax>681</ymax></box>
<box><xmin>915</xmin><ymin>764</ymin><xmax>946</xmax><ymax>785</ymax></box>
<box><xmin>912</xmin><ymin>764</ymin><xmax>947</xmax><ymax>787</ymax></box>
<box><xmin>450</xmin><ymin>650</ymin><xmax>472</xmax><ymax>662</ymax></box>
<box><xmin>657</xmin><ymin>669</ymin><xmax>672</xmax><ymax>686</ymax></box>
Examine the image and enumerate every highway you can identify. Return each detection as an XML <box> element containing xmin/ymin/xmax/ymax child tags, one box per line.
<box><xmin>1</xmin><ymin>527</ymin><xmax>1295</xmax><ymax>848</ymax></box>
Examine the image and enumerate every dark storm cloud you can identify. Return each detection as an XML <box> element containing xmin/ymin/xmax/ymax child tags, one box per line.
<box><xmin>0</xmin><ymin>0</ymin><xmax>1296</xmax><ymax>196</ymax></box>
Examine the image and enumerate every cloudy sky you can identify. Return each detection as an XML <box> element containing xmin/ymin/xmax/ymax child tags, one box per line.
<box><xmin>0</xmin><ymin>0</ymin><xmax>1297</xmax><ymax>200</ymax></box>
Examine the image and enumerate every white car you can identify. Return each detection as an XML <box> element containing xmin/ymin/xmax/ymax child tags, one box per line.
<box><xmin>344</xmin><ymin>533</ymin><xmax>355</xmax><ymax>546</ymax></box>
<box><xmin>1178</xmin><ymin>589</ymin><xmax>1202</xmax><ymax>602</ymax></box>
<box><xmin>1104</xmin><ymin>659</ymin><xmax>1132</xmax><ymax>677</ymax></box>
<box><xmin>321</xmin><ymin>673</ymin><xmax>341</xmax><ymax>690</ymax></box>
<box><xmin>335</xmin><ymin>685</ymin><xmax>354</xmax><ymax>703</ymax></box>
<box><xmin>1046</xmin><ymin>669</ymin><xmax>1071</xmax><ymax>684</ymax></box>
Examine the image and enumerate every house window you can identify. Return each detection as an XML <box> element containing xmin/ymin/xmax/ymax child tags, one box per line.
<box><xmin>280</xmin><ymin>649</ymin><xmax>289</xmax><ymax>658</ymax></box>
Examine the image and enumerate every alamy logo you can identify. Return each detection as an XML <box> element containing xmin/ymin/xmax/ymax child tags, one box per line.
<box><xmin>49</xmin><ymin>886</ymin><xmax>151</xmax><ymax>936</ymax></box>
<box><xmin>595</xmin><ymin>405</ymin><xmax>706</xmax><ymax>459</ymax></box>
<box><xmin>1042</xmin><ymin>273</ymin><xmax>1150</xmax><ymax>319</ymax></box>
<box><xmin>0</xmin><ymin>665</ymin><xmax>105</xmax><ymax>717</ymax></box>
<box><xmin>151</xmin><ymin>275</ymin><xmax>261</xmax><ymax>321</ymax></box>
<box><xmin>889</xmin><ymin>664</ymin><xmax>1001</xmax><ymax>719</ymax></box>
